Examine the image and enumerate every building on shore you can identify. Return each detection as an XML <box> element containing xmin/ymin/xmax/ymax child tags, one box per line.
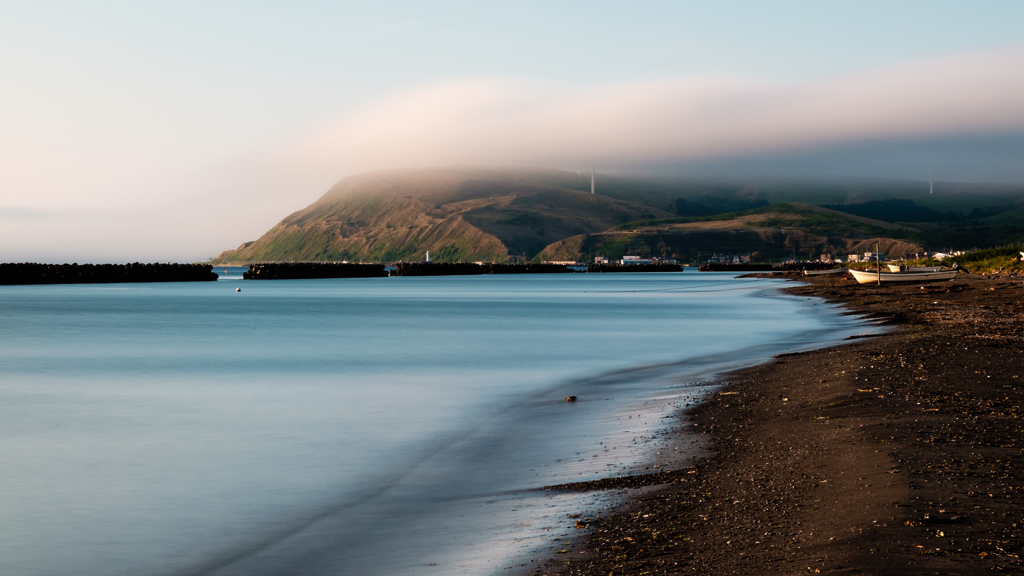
<box><xmin>620</xmin><ymin>255</ymin><xmax>680</xmax><ymax>265</ymax></box>
<box><xmin>621</xmin><ymin>255</ymin><xmax>653</xmax><ymax>265</ymax></box>
<box><xmin>703</xmin><ymin>253</ymin><xmax>751</xmax><ymax>265</ymax></box>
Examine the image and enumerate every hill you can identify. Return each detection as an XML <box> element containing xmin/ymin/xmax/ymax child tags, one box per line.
<box><xmin>536</xmin><ymin>203</ymin><xmax>927</xmax><ymax>262</ymax></box>
<box><xmin>214</xmin><ymin>169</ymin><xmax>1024</xmax><ymax>264</ymax></box>
<box><xmin>667</xmin><ymin>177</ymin><xmax>1024</xmax><ymax>215</ymax></box>
<box><xmin>214</xmin><ymin>169</ymin><xmax>674</xmax><ymax>263</ymax></box>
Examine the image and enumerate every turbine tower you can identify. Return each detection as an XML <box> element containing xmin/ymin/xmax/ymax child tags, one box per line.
<box><xmin>929</xmin><ymin>158</ymin><xmax>934</xmax><ymax>195</ymax></box>
<box><xmin>591</xmin><ymin>163</ymin><xmax>595</xmax><ymax>195</ymax></box>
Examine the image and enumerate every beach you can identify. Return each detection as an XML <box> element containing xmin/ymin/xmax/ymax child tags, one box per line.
<box><xmin>534</xmin><ymin>272</ymin><xmax>1024</xmax><ymax>575</ymax></box>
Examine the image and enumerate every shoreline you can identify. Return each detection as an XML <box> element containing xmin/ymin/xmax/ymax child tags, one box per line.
<box><xmin>528</xmin><ymin>272</ymin><xmax>1024</xmax><ymax>575</ymax></box>
<box><xmin>503</xmin><ymin>276</ymin><xmax>879</xmax><ymax>573</ymax></box>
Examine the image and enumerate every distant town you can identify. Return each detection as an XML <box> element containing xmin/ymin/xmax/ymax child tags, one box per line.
<box><xmin>537</xmin><ymin>249</ymin><xmax>973</xmax><ymax>267</ymax></box>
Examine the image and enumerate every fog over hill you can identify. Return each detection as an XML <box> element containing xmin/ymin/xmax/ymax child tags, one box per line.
<box><xmin>215</xmin><ymin>168</ymin><xmax>674</xmax><ymax>263</ymax></box>
<box><xmin>215</xmin><ymin>168</ymin><xmax>1024</xmax><ymax>264</ymax></box>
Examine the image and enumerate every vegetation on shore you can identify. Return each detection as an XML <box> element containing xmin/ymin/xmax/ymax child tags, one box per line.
<box><xmin>906</xmin><ymin>243</ymin><xmax>1024</xmax><ymax>274</ymax></box>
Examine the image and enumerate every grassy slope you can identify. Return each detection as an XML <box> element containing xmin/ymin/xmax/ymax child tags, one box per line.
<box><xmin>223</xmin><ymin>192</ymin><xmax>509</xmax><ymax>263</ymax></box>
<box><xmin>215</xmin><ymin>169</ymin><xmax>1024</xmax><ymax>263</ymax></box>
<box><xmin>215</xmin><ymin>168</ymin><xmax>674</xmax><ymax>263</ymax></box>
<box><xmin>536</xmin><ymin>203</ymin><xmax>927</xmax><ymax>262</ymax></box>
<box><xmin>983</xmin><ymin>204</ymin><xmax>1024</xmax><ymax>224</ymax></box>
<box><xmin>613</xmin><ymin>203</ymin><xmax>919</xmax><ymax>235</ymax></box>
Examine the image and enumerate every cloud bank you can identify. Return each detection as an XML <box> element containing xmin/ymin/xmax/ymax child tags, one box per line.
<box><xmin>289</xmin><ymin>49</ymin><xmax>1024</xmax><ymax>175</ymax></box>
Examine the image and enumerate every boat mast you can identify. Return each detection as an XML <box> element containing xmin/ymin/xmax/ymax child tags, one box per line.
<box><xmin>876</xmin><ymin>242</ymin><xmax>880</xmax><ymax>286</ymax></box>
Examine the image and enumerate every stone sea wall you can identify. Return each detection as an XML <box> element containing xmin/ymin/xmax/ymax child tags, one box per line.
<box><xmin>389</xmin><ymin>263</ymin><xmax>576</xmax><ymax>276</ymax></box>
<box><xmin>484</xmin><ymin>263</ymin><xmax>575</xmax><ymax>274</ymax></box>
<box><xmin>391</xmin><ymin>263</ymin><xmax>485</xmax><ymax>276</ymax></box>
<box><xmin>242</xmin><ymin>263</ymin><xmax>388</xmax><ymax>279</ymax></box>
<box><xmin>0</xmin><ymin>263</ymin><xmax>219</xmax><ymax>285</ymax></box>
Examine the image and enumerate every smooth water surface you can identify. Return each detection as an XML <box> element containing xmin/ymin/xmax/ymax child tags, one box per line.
<box><xmin>0</xmin><ymin>272</ymin><xmax>871</xmax><ymax>575</ymax></box>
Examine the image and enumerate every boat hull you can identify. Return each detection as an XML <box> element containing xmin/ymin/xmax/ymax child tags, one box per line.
<box><xmin>849</xmin><ymin>269</ymin><xmax>959</xmax><ymax>284</ymax></box>
<box><xmin>804</xmin><ymin>267</ymin><xmax>849</xmax><ymax>276</ymax></box>
<box><xmin>887</xmin><ymin>265</ymin><xmax>943</xmax><ymax>272</ymax></box>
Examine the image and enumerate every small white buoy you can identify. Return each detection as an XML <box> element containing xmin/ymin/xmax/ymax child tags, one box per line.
<box><xmin>236</xmin><ymin>288</ymin><xmax>241</xmax><ymax>292</ymax></box>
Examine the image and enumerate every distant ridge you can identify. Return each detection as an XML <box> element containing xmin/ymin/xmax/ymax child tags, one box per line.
<box><xmin>214</xmin><ymin>169</ymin><xmax>1024</xmax><ymax>264</ymax></box>
<box><xmin>215</xmin><ymin>168</ymin><xmax>673</xmax><ymax>263</ymax></box>
<box><xmin>537</xmin><ymin>203</ymin><xmax>928</xmax><ymax>262</ymax></box>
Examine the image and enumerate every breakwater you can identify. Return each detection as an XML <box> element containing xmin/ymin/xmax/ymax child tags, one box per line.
<box><xmin>391</xmin><ymin>263</ymin><xmax>484</xmax><ymax>276</ymax></box>
<box><xmin>484</xmin><ymin>263</ymin><xmax>574</xmax><ymax>274</ymax></box>
<box><xmin>0</xmin><ymin>263</ymin><xmax>218</xmax><ymax>285</ymax></box>
<box><xmin>389</xmin><ymin>263</ymin><xmax>576</xmax><ymax>276</ymax></box>
<box><xmin>587</xmin><ymin>263</ymin><xmax>683</xmax><ymax>273</ymax></box>
<box><xmin>242</xmin><ymin>263</ymin><xmax>388</xmax><ymax>279</ymax></box>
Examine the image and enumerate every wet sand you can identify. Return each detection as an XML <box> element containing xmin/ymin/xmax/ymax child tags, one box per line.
<box><xmin>531</xmin><ymin>272</ymin><xmax>1024</xmax><ymax>575</ymax></box>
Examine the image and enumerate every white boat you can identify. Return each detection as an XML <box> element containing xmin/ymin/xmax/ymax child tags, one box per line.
<box><xmin>803</xmin><ymin>267</ymin><xmax>849</xmax><ymax>276</ymax></box>
<box><xmin>849</xmin><ymin>268</ymin><xmax>959</xmax><ymax>284</ymax></box>
<box><xmin>886</xmin><ymin>264</ymin><xmax>943</xmax><ymax>273</ymax></box>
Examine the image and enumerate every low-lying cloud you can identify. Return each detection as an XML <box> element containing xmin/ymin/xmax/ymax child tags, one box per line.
<box><xmin>289</xmin><ymin>48</ymin><xmax>1024</xmax><ymax>175</ymax></box>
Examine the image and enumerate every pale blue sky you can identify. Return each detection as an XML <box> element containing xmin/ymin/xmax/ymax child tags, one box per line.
<box><xmin>1</xmin><ymin>1</ymin><xmax>1023</xmax><ymax>260</ymax></box>
<box><xmin>4</xmin><ymin>1</ymin><xmax>1023</xmax><ymax>156</ymax></box>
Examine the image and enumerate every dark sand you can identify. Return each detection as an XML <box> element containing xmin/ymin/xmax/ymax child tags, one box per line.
<box><xmin>529</xmin><ymin>272</ymin><xmax>1024</xmax><ymax>575</ymax></box>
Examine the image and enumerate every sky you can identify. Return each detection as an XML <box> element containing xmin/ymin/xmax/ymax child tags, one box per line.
<box><xmin>2</xmin><ymin>1</ymin><xmax>1024</xmax><ymax>261</ymax></box>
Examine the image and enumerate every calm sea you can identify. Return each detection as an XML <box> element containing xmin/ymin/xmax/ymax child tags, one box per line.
<box><xmin>0</xmin><ymin>271</ymin><xmax>872</xmax><ymax>576</ymax></box>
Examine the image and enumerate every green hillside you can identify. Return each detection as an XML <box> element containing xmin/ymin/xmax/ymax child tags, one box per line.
<box><xmin>215</xmin><ymin>168</ymin><xmax>673</xmax><ymax>263</ymax></box>
<box><xmin>536</xmin><ymin>203</ymin><xmax>926</xmax><ymax>262</ymax></box>
<box><xmin>983</xmin><ymin>204</ymin><xmax>1024</xmax><ymax>224</ymax></box>
<box><xmin>214</xmin><ymin>169</ymin><xmax>1024</xmax><ymax>264</ymax></box>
